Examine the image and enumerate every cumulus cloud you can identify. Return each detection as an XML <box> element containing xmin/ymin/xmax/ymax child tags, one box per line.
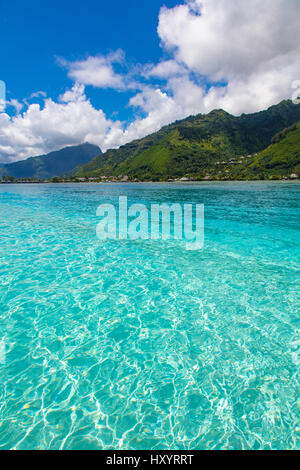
<box><xmin>159</xmin><ymin>0</ymin><xmax>300</xmax><ymax>78</ymax></box>
<box><xmin>59</xmin><ymin>50</ymin><xmax>135</xmax><ymax>90</ymax></box>
<box><xmin>0</xmin><ymin>84</ymin><xmax>123</xmax><ymax>162</ymax></box>
<box><xmin>158</xmin><ymin>0</ymin><xmax>300</xmax><ymax>113</ymax></box>
<box><xmin>0</xmin><ymin>84</ymin><xmax>179</xmax><ymax>163</ymax></box>
<box><xmin>0</xmin><ymin>80</ymin><xmax>5</xmax><ymax>113</ymax></box>
<box><xmin>1</xmin><ymin>0</ymin><xmax>300</xmax><ymax>162</ymax></box>
<box><xmin>126</xmin><ymin>87</ymin><xmax>182</xmax><ymax>137</ymax></box>
<box><xmin>145</xmin><ymin>60</ymin><xmax>187</xmax><ymax>79</ymax></box>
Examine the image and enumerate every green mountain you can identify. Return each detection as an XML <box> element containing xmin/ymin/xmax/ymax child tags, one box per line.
<box><xmin>0</xmin><ymin>142</ymin><xmax>101</xmax><ymax>180</ymax></box>
<box><xmin>226</xmin><ymin>122</ymin><xmax>300</xmax><ymax>180</ymax></box>
<box><xmin>76</xmin><ymin>100</ymin><xmax>300</xmax><ymax>181</ymax></box>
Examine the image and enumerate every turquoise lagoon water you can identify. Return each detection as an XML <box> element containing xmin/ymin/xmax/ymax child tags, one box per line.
<box><xmin>0</xmin><ymin>182</ymin><xmax>299</xmax><ymax>450</ymax></box>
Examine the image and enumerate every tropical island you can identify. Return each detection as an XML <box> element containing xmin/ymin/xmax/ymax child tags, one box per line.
<box><xmin>1</xmin><ymin>100</ymin><xmax>300</xmax><ymax>183</ymax></box>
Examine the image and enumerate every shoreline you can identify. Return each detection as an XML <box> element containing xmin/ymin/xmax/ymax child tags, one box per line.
<box><xmin>1</xmin><ymin>179</ymin><xmax>299</xmax><ymax>185</ymax></box>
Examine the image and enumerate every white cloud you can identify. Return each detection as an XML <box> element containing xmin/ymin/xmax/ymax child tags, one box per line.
<box><xmin>0</xmin><ymin>85</ymin><xmax>123</xmax><ymax>163</ymax></box>
<box><xmin>29</xmin><ymin>91</ymin><xmax>47</xmax><ymax>99</ymax></box>
<box><xmin>0</xmin><ymin>83</ymin><xmax>199</xmax><ymax>164</ymax></box>
<box><xmin>6</xmin><ymin>99</ymin><xmax>24</xmax><ymax>115</ymax></box>
<box><xmin>0</xmin><ymin>80</ymin><xmax>5</xmax><ymax>113</ymax></box>
<box><xmin>157</xmin><ymin>0</ymin><xmax>300</xmax><ymax>113</ymax></box>
<box><xmin>158</xmin><ymin>0</ymin><xmax>300</xmax><ymax>79</ymax></box>
<box><xmin>145</xmin><ymin>60</ymin><xmax>187</xmax><ymax>79</ymax></box>
<box><xmin>59</xmin><ymin>83</ymin><xmax>86</xmax><ymax>103</ymax></box>
<box><xmin>59</xmin><ymin>50</ymin><xmax>132</xmax><ymax>90</ymax></box>
<box><xmin>0</xmin><ymin>84</ymin><xmax>179</xmax><ymax>163</ymax></box>
<box><xmin>125</xmin><ymin>87</ymin><xmax>182</xmax><ymax>138</ymax></box>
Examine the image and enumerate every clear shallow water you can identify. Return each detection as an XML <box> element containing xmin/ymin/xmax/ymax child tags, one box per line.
<box><xmin>0</xmin><ymin>182</ymin><xmax>299</xmax><ymax>450</ymax></box>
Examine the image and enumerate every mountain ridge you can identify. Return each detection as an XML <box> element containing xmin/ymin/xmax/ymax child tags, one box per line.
<box><xmin>0</xmin><ymin>142</ymin><xmax>101</xmax><ymax>179</ymax></box>
<box><xmin>76</xmin><ymin>100</ymin><xmax>300</xmax><ymax>180</ymax></box>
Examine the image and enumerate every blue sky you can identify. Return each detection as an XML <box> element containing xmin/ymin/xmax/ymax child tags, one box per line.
<box><xmin>0</xmin><ymin>0</ymin><xmax>180</xmax><ymax>121</ymax></box>
<box><xmin>0</xmin><ymin>0</ymin><xmax>299</xmax><ymax>163</ymax></box>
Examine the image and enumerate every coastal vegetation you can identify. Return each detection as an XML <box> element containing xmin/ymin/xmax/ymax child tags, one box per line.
<box><xmin>1</xmin><ymin>101</ymin><xmax>299</xmax><ymax>183</ymax></box>
<box><xmin>76</xmin><ymin>100</ymin><xmax>300</xmax><ymax>181</ymax></box>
